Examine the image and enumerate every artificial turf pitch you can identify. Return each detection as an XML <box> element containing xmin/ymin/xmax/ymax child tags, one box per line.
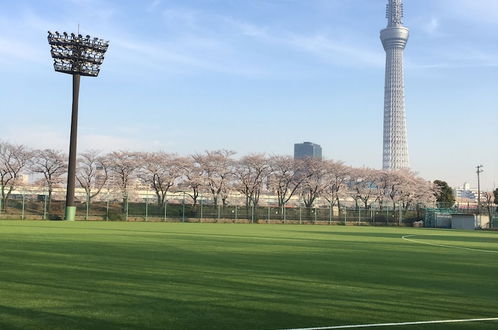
<box><xmin>0</xmin><ymin>221</ymin><xmax>497</xmax><ymax>329</ymax></box>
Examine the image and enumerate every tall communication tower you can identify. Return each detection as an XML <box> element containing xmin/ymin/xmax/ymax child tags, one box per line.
<box><xmin>381</xmin><ymin>0</ymin><xmax>409</xmax><ymax>170</ymax></box>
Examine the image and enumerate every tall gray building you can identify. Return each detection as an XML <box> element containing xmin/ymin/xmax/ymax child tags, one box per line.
<box><xmin>381</xmin><ymin>0</ymin><xmax>410</xmax><ymax>170</ymax></box>
<box><xmin>294</xmin><ymin>142</ymin><xmax>322</xmax><ymax>160</ymax></box>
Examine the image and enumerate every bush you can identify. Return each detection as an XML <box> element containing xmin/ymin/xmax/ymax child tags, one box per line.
<box><xmin>108</xmin><ymin>211</ymin><xmax>126</xmax><ymax>221</ymax></box>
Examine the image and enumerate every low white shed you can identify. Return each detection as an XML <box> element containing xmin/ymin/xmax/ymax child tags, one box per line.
<box><xmin>451</xmin><ymin>214</ymin><xmax>490</xmax><ymax>230</ymax></box>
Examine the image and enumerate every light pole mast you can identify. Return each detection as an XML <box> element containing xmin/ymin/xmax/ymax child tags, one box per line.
<box><xmin>48</xmin><ymin>31</ymin><xmax>109</xmax><ymax>221</ymax></box>
<box><xmin>381</xmin><ymin>0</ymin><xmax>410</xmax><ymax>170</ymax></box>
<box><xmin>476</xmin><ymin>165</ymin><xmax>484</xmax><ymax>213</ymax></box>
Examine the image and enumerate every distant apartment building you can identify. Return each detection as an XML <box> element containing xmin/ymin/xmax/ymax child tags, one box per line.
<box><xmin>454</xmin><ymin>182</ymin><xmax>484</xmax><ymax>201</ymax></box>
<box><xmin>294</xmin><ymin>142</ymin><xmax>322</xmax><ymax>160</ymax></box>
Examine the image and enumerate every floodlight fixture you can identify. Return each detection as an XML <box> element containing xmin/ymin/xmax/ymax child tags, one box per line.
<box><xmin>48</xmin><ymin>31</ymin><xmax>109</xmax><ymax>76</ymax></box>
<box><xmin>47</xmin><ymin>31</ymin><xmax>109</xmax><ymax>221</ymax></box>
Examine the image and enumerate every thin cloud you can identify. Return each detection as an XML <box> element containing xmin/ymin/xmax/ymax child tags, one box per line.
<box><xmin>287</xmin><ymin>33</ymin><xmax>384</xmax><ymax>67</ymax></box>
<box><xmin>0</xmin><ymin>37</ymin><xmax>45</xmax><ymax>63</ymax></box>
<box><xmin>408</xmin><ymin>47</ymin><xmax>498</xmax><ymax>70</ymax></box>
<box><xmin>421</xmin><ymin>17</ymin><xmax>441</xmax><ymax>36</ymax></box>
<box><xmin>443</xmin><ymin>0</ymin><xmax>498</xmax><ymax>25</ymax></box>
<box><xmin>80</xmin><ymin>134</ymin><xmax>163</xmax><ymax>152</ymax></box>
<box><xmin>147</xmin><ymin>0</ymin><xmax>162</xmax><ymax>12</ymax></box>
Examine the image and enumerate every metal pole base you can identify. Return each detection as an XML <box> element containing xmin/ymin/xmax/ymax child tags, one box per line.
<box><xmin>65</xmin><ymin>206</ymin><xmax>77</xmax><ymax>221</ymax></box>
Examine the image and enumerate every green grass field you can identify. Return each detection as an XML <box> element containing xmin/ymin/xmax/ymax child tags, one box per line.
<box><xmin>1</xmin><ymin>221</ymin><xmax>497</xmax><ymax>329</ymax></box>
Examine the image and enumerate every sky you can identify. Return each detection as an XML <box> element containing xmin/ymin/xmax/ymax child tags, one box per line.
<box><xmin>0</xmin><ymin>0</ymin><xmax>497</xmax><ymax>190</ymax></box>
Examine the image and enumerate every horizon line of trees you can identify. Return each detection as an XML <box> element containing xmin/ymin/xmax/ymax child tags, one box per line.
<box><xmin>2</xmin><ymin>140</ymin><xmax>496</xmax><ymax>214</ymax></box>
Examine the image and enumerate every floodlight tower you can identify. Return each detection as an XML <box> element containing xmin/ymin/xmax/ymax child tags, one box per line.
<box><xmin>48</xmin><ymin>31</ymin><xmax>109</xmax><ymax>221</ymax></box>
<box><xmin>381</xmin><ymin>0</ymin><xmax>410</xmax><ymax>170</ymax></box>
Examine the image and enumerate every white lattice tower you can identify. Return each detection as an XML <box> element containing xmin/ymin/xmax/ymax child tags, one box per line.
<box><xmin>381</xmin><ymin>0</ymin><xmax>409</xmax><ymax>170</ymax></box>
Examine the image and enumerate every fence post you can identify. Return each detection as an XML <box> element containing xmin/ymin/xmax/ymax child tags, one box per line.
<box><xmin>106</xmin><ymin>192</ymin><xmax>109</xmax><ymax>221</ymax></box>
<box><xmin>329</xmin><ymin>202</ymin><xmax>332</xmax><ymax>225</ymax></box>
<box><xmin>164</xmin><ymin>200</ymin><xmax>167</xmax><ymax>222</ymax></box>
<box><xmin>314</xmin><ymin>207</ymin><xmax>317</xmax><ymax>224</ymax></box>
<box><xmin>43</xmin><ymin>194</ymin><xmax>48</xmax><ymax>220</ymax></box>
<box><xmin>344</xmin><ymin>208</ymin><xmax>347</xmax><ymax>226</ymax></box>
<box><xmin>235</xmin><ymin>205</ymin><xmax>238</xmax><ymax>221</ymax></box>
<box><xmin>182</xmin><ymin>194</ymin><xmax>186</xmax><ymax>223</ymax></box>
<box><xmin>200</xmin><ymin>199</ymin><xmax>203</xmax><ymax>220</ymax></box>
<box><xmin>125</xmin><ymin>197</ymin><xmax>129</xmax><ymax>222</ymax></box>
<box><xmin>0</xmin><ymin>197</ymin><xmax>2</xmax><ymax>219</ymax></box>
<box><xmin>299</xmin><ymin>205</ymin><xmax>302</xmax><ymax>224</ymax></box>
<box><xmin>399</xmin><ymin>206</ymin><xmax>402</xmax><ymax>226</ymax></box>
<box><xmin>21</xmin><ymin>192</ymin><xmax>25</xmax><ymax>220</ymax></box>
<box><xmin>358</xmin><ymin>208</ymin><xmax>361</xmax><ymax>226</ymax></box>
<box><xmin>145</xmin><ymin>193</ymin><xmax>149</xmax><ymax>222</ymax></box>
<box><xmin>267</xmin><ymin>205</ymin><xmax>270</xmax><ymax>223</ymax></box>
<box><xmin>251</xmin><ymin>205</ymin><xmax>254</xmax><ymax>224</ymax></box>
<box><xmin>217</xmin><ymin>204</ymin><xmax>220</xmax><ymax>222</ymax></box>
<box><xmin>86</xmin><ymin>195</ymin><xmax>89</xmax><ymax>221</ymax></box>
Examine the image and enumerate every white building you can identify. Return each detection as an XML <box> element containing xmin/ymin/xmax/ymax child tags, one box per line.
<box><xmin>454</xmin><ymin>182</ymin><xmax>484</xmax><ymax>202</ymax></box>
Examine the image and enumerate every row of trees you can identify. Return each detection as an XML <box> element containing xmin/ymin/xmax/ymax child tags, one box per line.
<box><xmin>2</xmin><ymin>141</ymin><xmax>493</xmax><ymax>214</ymax></box>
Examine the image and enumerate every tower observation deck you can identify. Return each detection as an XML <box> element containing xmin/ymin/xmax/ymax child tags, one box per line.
<box><xmin>381</xmin><ymin>0</ymin><xmax>409</xmax><ymax>170</ymax></box>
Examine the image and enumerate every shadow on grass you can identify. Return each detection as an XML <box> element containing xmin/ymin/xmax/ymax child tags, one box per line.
<box><xmin>0</xmin><ymin>304</ymin><xmax>133</xmax><ymax>330</ymax></box>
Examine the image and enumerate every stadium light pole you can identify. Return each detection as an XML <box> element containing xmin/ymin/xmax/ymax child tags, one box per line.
<box><xmin>48</xmin><ymin>31</ymin><xmax>109</xmax><ymax>221</ymax></box>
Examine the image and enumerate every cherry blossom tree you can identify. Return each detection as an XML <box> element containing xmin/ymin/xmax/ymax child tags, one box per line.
<box><xmin>107</xmin><ymin>151</ymin><xmax>140</xmax><ymax>207</ymax></box>
<box><xmin>267</xmin><ymin>156</ymin><xmax>305</xmax><ymax>207</ymax></box>
<box><xmin>299</xmin><ymin>158</ymin><xmax>327</xmax><ymax>208</ymax></box>
<box><xmin>392</xmin><ymin>170</ymin><xmax>435</xmax><ymax>214</ymax></box>
<box><xmin>31</xmin><ymin>149</ymin><xmax>67</xmax><ymax>211</ymax></box>
<box><xmin>138</xmin><ymin>152</ymin><xmax>183</xmax><ymax>206</ymax></box>
<box><xmin>233</xmin><ymin>154</ymin><xmax>269</xmax><ymax>208</ymax></box>
<box><xmin>178</xmin><ymin>156</ymin><xmax>204</xmax><ymax>206</ymax></box>
<box><xmin>192</xmin><ymin>150</ymin><xmax>235</xmax><ymax>206</ymax></box>
<box><xmin>76</xmin><ymin>150</ymin><xmax>109</xmax><ymax>204</ymax></box>
<box><xmin>322</xmin><ymin>160</ymin><xmax>350</xmax><ymax>209</ymax></box>
<box><xmin>482</xmin><ymin>191</ymin><xmax>495</xmax><ymax>227</ymax></box>
<box><xmin>0</xmin><ymin>142</ymin><xmax>32</xmax><ymax>211</ymax></box>
<box><xmin>348</xmin><ymin>168</ymin><xmax>378</xmax><ymax>209</ymax></box>
<box><xmin>383</xmin><ymin>170</ymin><xmax>406</xmax><ymax>211</ymax></box>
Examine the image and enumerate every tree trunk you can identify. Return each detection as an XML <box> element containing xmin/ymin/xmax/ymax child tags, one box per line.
<box><xmin>191</xmin><ymin>189</ymin><xmax>199</xmax><ymax>207</ymax></box>
<box><xmin>122</xmin><ymin>194</ymin><xmax>128</xmax><ymax>212</ymax></box>
<box><xmin>48</xmin><ymin>188</ymin><xmax>53</xmax><ymax>212</ymax></box>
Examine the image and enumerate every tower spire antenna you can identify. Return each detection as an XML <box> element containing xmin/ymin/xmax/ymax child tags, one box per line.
<box><xmin>386</xmin><ymin>0</ymin><xmax>404</xmax><ymax>27</ymax></box>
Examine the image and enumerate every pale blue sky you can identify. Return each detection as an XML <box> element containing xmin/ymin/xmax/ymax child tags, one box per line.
<box><xmin>0</xmin><ymin>0</ymin><xmax>497</xmax><ymax>190</ymax></box>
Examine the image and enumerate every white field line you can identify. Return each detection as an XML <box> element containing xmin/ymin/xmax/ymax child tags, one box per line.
<box><xmin>282</xmin><ymin>317</ymin><xmax>498</xmax><ymax>330</ymax></box>
<box><xmin>401</xmin><ymin>235</ymin><xmax>498</xmax><ymax>254</ymax></box>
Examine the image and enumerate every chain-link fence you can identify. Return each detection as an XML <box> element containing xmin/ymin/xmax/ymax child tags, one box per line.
<box><xmin>0</xmin><ymin>195</ymin><xmax>429</xmax><ymax>226</ymax></box>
